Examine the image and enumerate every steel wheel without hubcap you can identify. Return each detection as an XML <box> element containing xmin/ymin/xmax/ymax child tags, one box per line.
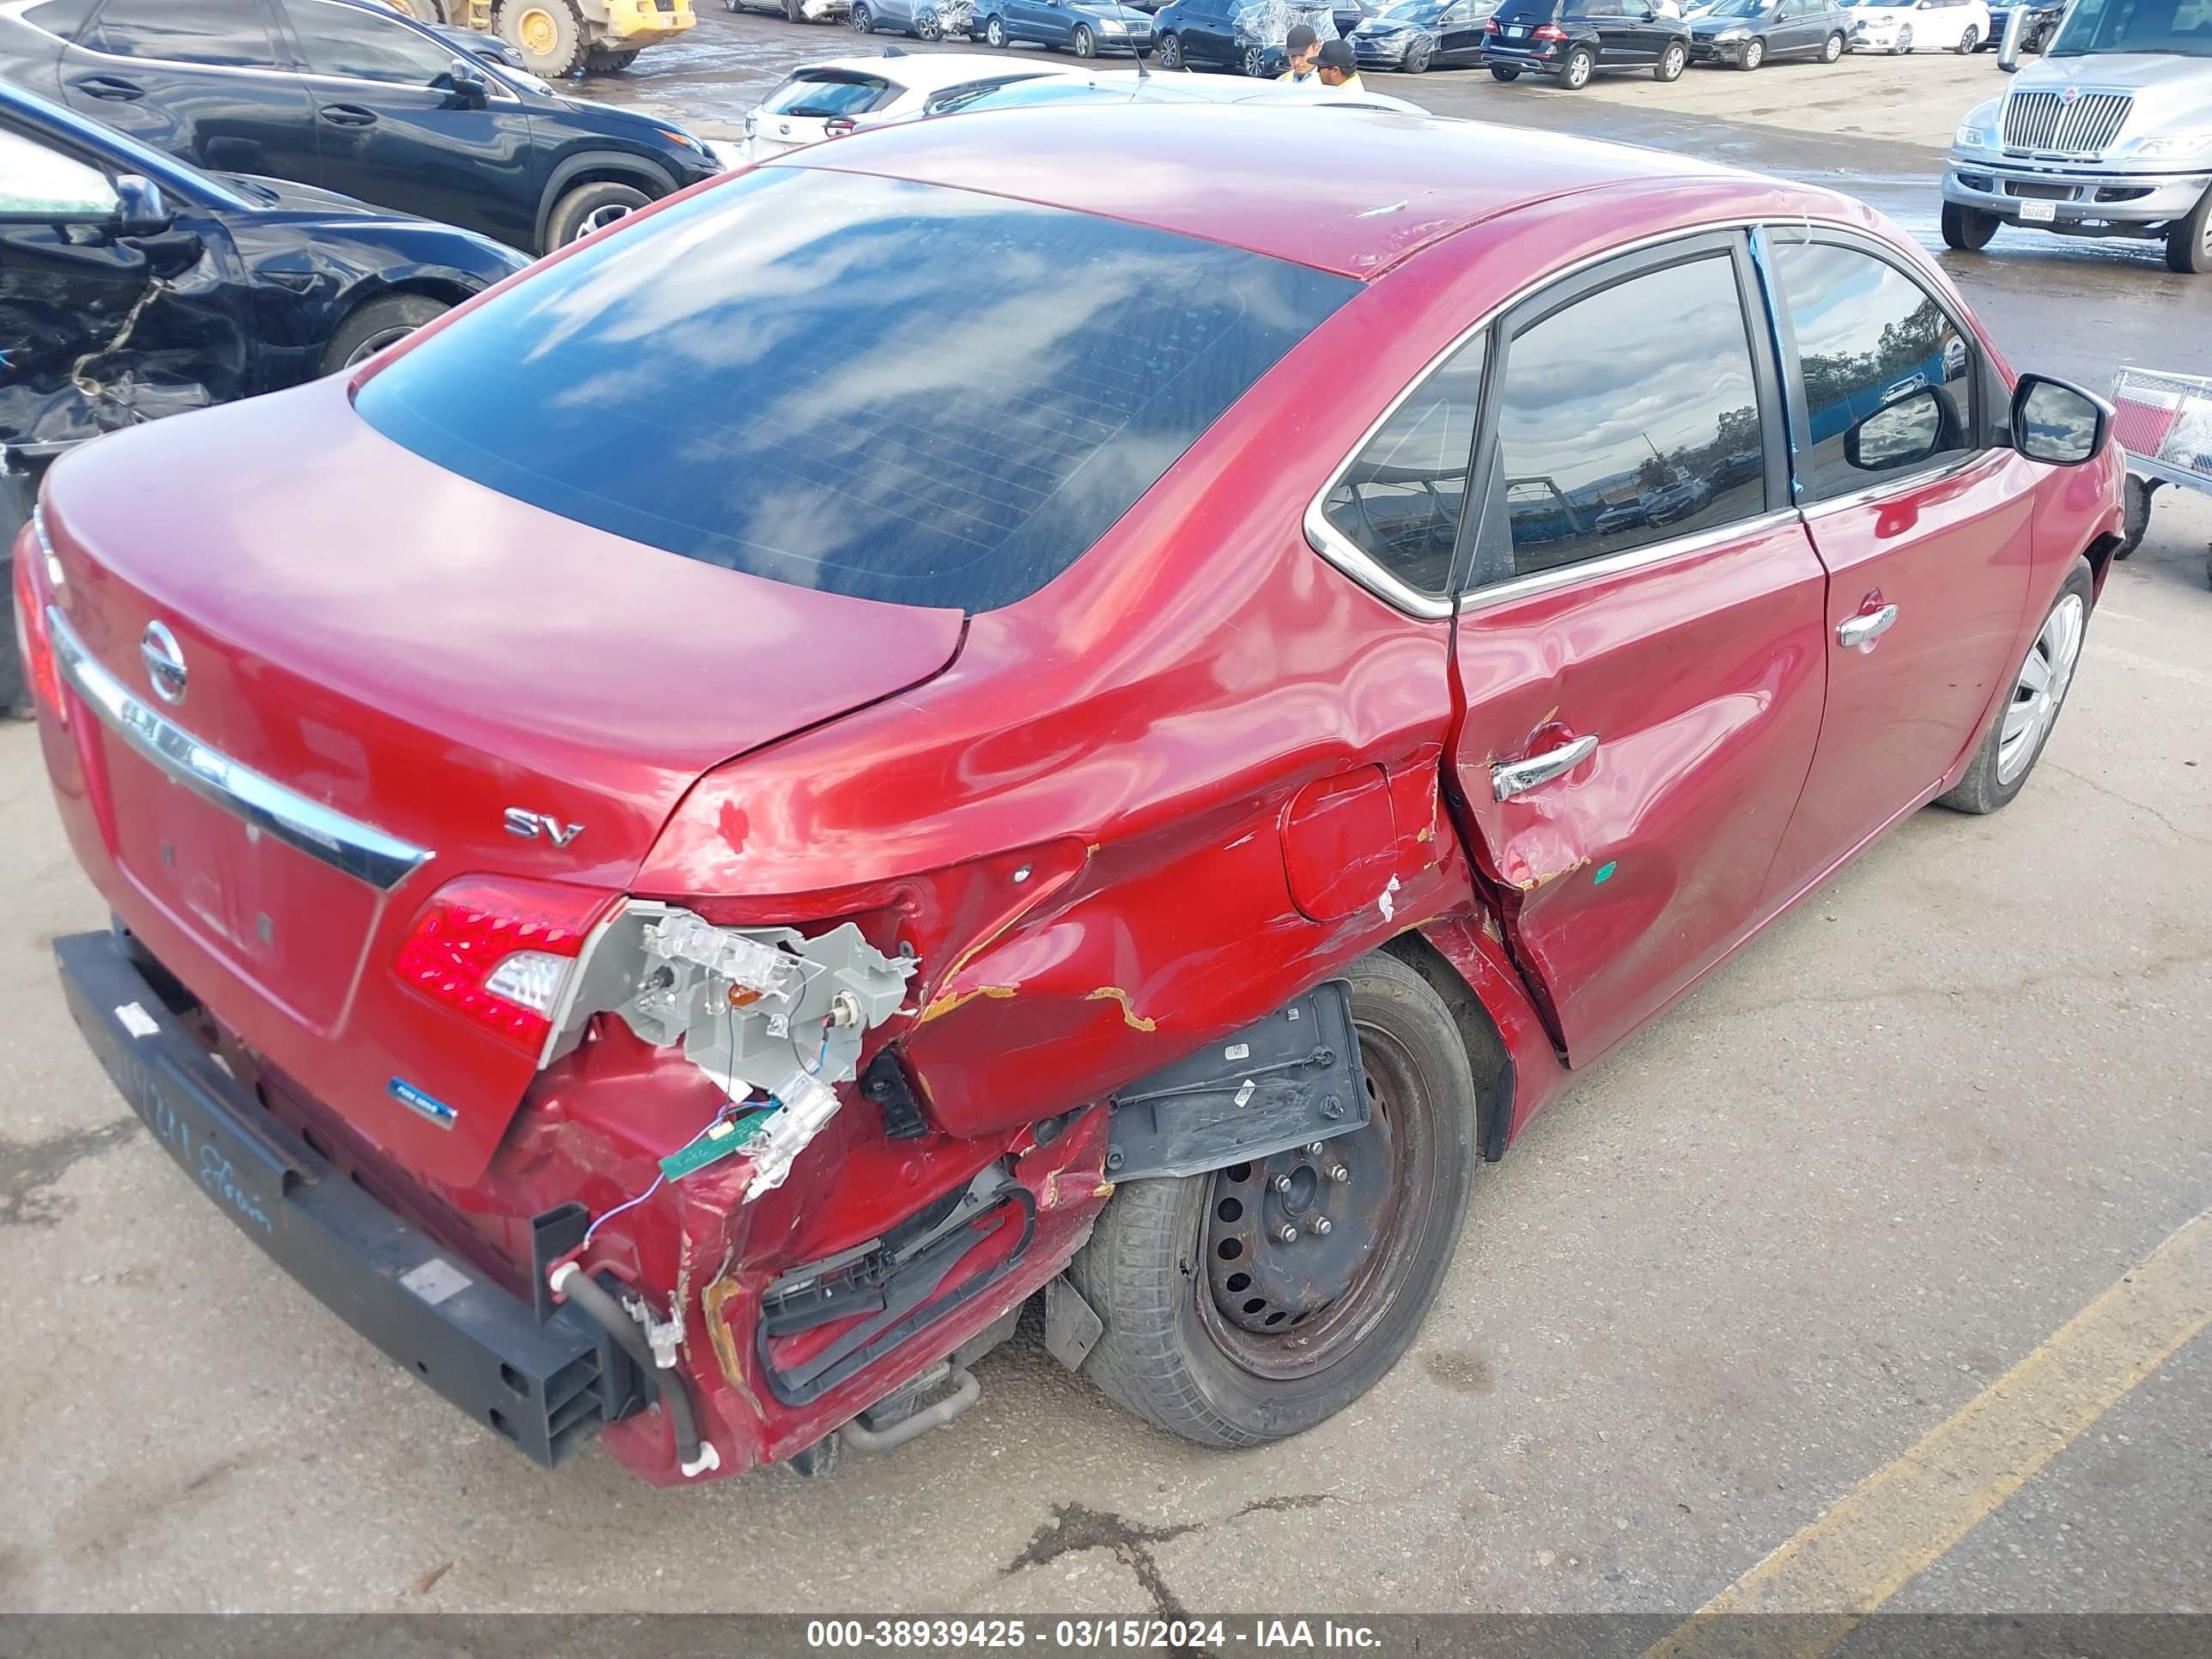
<box><xmin>514</xmin><ymin>3</ymin><xmax>559</xmax><ymax>55</ymax></box>
<box><xmin>1997</xmin><ymin>592</ymin><xmax>2084</xmax><ymax>786</ymax></box>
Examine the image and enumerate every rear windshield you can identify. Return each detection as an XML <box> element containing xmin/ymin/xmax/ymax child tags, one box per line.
<box><xmin>355</xmin><ymin>167</ymin><xmax>1354</xmax><ymax>612</ymax></box>
<box><xmin>761</xmin><ymin>73</ymin><xmax>892</xmax><ymax>117</ymax></box>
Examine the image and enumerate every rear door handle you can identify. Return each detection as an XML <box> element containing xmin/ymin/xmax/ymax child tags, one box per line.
<box><xmin>1837</xmin><ymin>603</ymin><xmax>1900</xmax><ymax>652</ymax></box>
<box><xmin>319</xmin><ymin>104</ymin><xmax>379</xmax><ymax>126</ymax></box>
<box><xmin>73</xmin><ymin>75</ymin><xmax>144</xmax><ymax>101</ymax></box>
<box><xmin>1491</xmin><ymin>733</ymin><xmax>1600</xmax><ymax>802</ymax></box>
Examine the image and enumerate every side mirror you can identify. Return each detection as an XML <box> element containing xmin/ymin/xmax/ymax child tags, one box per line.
<box><xmin>1844</xmin><ymin>387</ymin><xmax>1948</xmax><ymax>472</ymax></box>
<box><xmin>2012</xmin><ymin>374</ymin><xmax>2111</xmax><ymax>465</ymax></box>
<box><xmin>447</xmin><ymin>58</ymin><xmax>491</xmax><ymax>107</ymax></box>
<box><xmin>1997</xmin><ymin>0</ymin><xmax>2022</xmax><ymax>66</ymax></box>
<box><xmin>112</xmin><ymin>174</ymin><xmax>173</xmax><ymax>235</ymax></box>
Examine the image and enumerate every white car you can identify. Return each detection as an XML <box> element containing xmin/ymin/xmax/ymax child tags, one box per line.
<box><xmin>1847</xmin><ymin>0</ymin><xmax>1990</xmax><ymax>52</ymax></box>
<box><xmin>742</xmin><ymin>52</ymin><xmax>1060</xmax><ymax>158</ymax></box>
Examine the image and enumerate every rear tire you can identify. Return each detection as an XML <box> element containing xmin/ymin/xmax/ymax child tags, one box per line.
<box><xmin>1067</xmin><ymin>951</ymin><xmax>1480</xmax><ymax>1449</ymax></box>
<box><xmin>544</xmin><ymin>179</ymin><xmax>651</xmax><ymax>250</ymax></box>
<box><xmin>986</xmin><ymin>12</ymin><xmax>1007</xmax><ymax>44</ymax></box>
<box><xmin>1736</xmin><ymin>36</ymin><xmax>1764</xmax><ymax>68</ymax></box>
<box><xmin>1937</xmin><ymin>561</ymin><xmax>2092</xmax><ymax>815</ymax></box>
<box><xmin>1490</xmin><ymin>61</ymin><xmax>1519</xmax><ymax>77</ymax></box>
<box><xmin>1243</xmin><ymin>40</ymin><xmax>1267</xmax><ymax>74</ymax></box>
<box><xmin>1157</xmin><ymin>28</ymin><xmax>1183</xmax><ymax>64</ymax></box>
<box><xmin>495</xmin><ymin>0</ymin><xmax>586</xmax><ymax>76</ymax></box>
<box><xmin>583</xmin><ymin>46</ymin><xmax>640</xmax><ymax>69</ymax></box>
<box><xmin>319</xmin><ymin>293</ymin><xmax>447</xmax><ymax>377</ymax></box>
<box><xmin>784</xmin><ymin>0</ymin><xmax>805</xmax><ymax>20</ymax></box>
<box><xmin>1656</xmin><ymin>38</ymin><xmax>1685</xmax><ymax>78</ymax></box>
<box><xmin>1893</xmin><ymin>22</ymin><xmax>1911</xmax><ymax>50</ymax></box>
<box><xmin>1562</xmin><ymin>43</ymin><xmax>1594</xmax><ymax>85</ymax></box>
<box><xmin>2166</xmin><ymin>185</ymin><xmax>2212</xmax><ymax>275</ymax></box>
<box><xmin>1820</xmin><ymin>27</ymin><xmax>1843</xmax><ymax>58</ymax></box>
<box><xmin>1942</xmin><ymin>200</ymin><xmax>1999</xmax><ymax>251</ymax></box>
<box><xmin>1956</xmin><ymin>24</ymin><xmax>1978</xmax><ymax>50</ymax></box>
<box><xmin>915</xmin><ymin>6</ymin><xmax>943</xmax><ymax>37</ymax></box>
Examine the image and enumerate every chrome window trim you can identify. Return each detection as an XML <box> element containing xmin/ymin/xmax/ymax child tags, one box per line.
<box><xmin>1304</xmin><ymin>216</ymin><xmax>1796</xmax><ymax>621</ymax></box>
<box><xmin>46</xmin><ymin>605</ymin><xmax>433</xmax><ymax>891</ymax></box>
<box><xmin>1794</xmin><ymin>448</ymin><xmax>1991</xmax><ymax>519</ymax></box>
<box><xmin>1457</xmin><ymin>508</ymin><xmax>1804</xmax><ymax>616</ymax></box>
<box><xmin>289</xmin><ymin>0</ymin><xmax>526</xmax><ymax>102</ymax></box>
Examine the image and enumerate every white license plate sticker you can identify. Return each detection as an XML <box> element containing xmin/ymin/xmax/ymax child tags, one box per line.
<box><xmin>1509</xmin><ymin>23</ymin><xmax>1525</xmax><ymax>33</ymax></box>
<box><xmin>400</xmin><ymin>1258</ymin><xmax>473</xmax><ymax>1306</ymax></box>
<box><xmin>115</xmin><ymin>1000</ymin><xmax>160</xmax><ymax>1039</ymax></box>
<box><xmin>2019</xmin><ymin>199</ymin><xmax>2058</xmax><ymax>223</ymax></box>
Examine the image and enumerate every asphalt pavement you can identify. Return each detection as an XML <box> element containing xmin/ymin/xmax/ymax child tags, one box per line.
<box><xmin>2</xmin><ymin>21</ymin><xmax>2209</xmax><ymax>1622</ymax></box>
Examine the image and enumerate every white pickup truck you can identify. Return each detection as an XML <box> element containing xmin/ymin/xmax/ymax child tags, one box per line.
<box><xmin>1943</xmin><ymin>0</ymin><xmax>2212</xmax><ymax>273</ymax></box>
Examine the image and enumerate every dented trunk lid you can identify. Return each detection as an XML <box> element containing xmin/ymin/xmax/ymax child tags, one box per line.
<box><xmin>39</xmin><ymin>381</ymin><xmax>965</xmax><ymax>1186</ymax></box>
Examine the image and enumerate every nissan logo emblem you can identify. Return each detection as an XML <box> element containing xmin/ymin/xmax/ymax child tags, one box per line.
<box><xmin>140</xmin><ymin>620</ymin><xmax>187</xmax><ymax>705</ymax></box>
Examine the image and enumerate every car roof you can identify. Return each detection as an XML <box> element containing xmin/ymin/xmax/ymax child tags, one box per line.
<box><xmin>784</xmin><ymin>49</ymin><xmax>1048</xmax><ymax>92</ymax></box>
<box><xmin>775</xmin><ymin>102</ymin><xmax>1825</xmax><ymax>278</ymax></box>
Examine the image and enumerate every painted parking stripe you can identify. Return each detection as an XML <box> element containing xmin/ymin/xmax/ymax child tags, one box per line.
<box><xmin>1646</xmin><ymin>1206</ymin><xmax>2212</xmax><ymax>1659</ymax></box>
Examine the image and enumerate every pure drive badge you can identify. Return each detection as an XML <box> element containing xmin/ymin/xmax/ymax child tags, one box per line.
<box><xmin>388</xmin><ymin>1077</ymin><xmax>459</xmax><ymax>1129</ymax></box>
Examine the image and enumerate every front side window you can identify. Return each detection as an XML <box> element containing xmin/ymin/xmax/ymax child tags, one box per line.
<box><xmin>23</xmin><ymin>0</ymin><xmax>95</xmax><ymax>40</ymax></box>
<box><xmin>0</xmin><ymin>126</ymin><xmax>116</xmax><ymax>218</ymax></box>
<box><xmin>1320</xmin><ymin>337</ymin><xmax>1485</xmax><ymax>596</ymax></box>
<box><xmin>287</xmin><ymin>0</ymin><xmax>459</xmax><ymax>84</ymax></box>
<box><xmin>88</xmin><ymin>0</ymin><xmax>273</xmax><ymax>65</ymax></box>
<box><xmin>762</xmin><ymin>73</ymin><xmax>891</xmax><ymax>116</ymax></box>
<box><xmin>1768</xmin><ymin>236</ymin><xmax>1973</xmax><ymax>503</ymax></box>
<box><xmin>1485</xmin><ymin>252</ymin><xmax>1765</xmax><ymax>583</ymax></box>
<box><xmin>356</xmin><ymin>169</ymin><xmax>1354</xmax><ymax>612</ymax></box>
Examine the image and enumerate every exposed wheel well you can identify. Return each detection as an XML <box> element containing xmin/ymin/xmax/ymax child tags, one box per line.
<box><xmin>2084</xmin><ymin>530</ymin><xmax>2125</xmax><ymax>599</ymax></box>
<box><xmin>1382</xmin><ymin>930</ymin><xmax>1510</xmax><ymax>1158</ymax></box>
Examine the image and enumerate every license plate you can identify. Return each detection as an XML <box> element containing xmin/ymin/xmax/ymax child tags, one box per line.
<box><xmin>2019</xmin><ymin>199</ymin><xmax>2057</xmax><ymax>223</ymax></box>
<box><xmin>1509</xmin><ymin>23</ymin><xmax>1525</xmax><ymax>33</ymax></box>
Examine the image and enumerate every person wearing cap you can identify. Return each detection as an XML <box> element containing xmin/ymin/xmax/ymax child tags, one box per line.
<box><xmin>1315</xmin><ymin>37</ymin><xmax>1365</xmax><ymax>89</ymax></box>
<box><xmin>1278</xmin><ymin>22</ymin><xmax>1322</xmax><ymax>82</ymax></box>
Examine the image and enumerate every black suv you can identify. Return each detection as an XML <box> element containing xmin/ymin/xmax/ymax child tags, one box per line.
<box><xmin>1483</xmin><ymin>0</ymin><xmax>1690</xmax><ymax>84</ymax></box>
<box><xmin>0</xmin><ymin>0</ymin><xmax>720</xmax><ymax>252</ymax></box>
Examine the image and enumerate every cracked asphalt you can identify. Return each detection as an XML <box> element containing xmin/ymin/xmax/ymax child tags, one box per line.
<box><xmin>3</xmin><ymin>33</ymin><xmax>2210</xmax><ymax>1620</ymax></box>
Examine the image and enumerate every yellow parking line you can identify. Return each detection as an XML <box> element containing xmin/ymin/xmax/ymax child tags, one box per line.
<box><xmin>1646</xmin><ymin>1207</ymin><xmax>2212</xmax><ymax>1659</ymax></box>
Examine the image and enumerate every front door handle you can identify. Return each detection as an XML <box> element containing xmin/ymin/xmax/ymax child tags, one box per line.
<box><xmin>1838</xmin><ymin>603</ymin><xmax>1900</xmax><ymax>652</ymax></box>
<box><xmin>1491</xmin><ymin>732</ymin><xmax>1600</xmax><ymax>802</ymax></box>
<box><xmin>319</xmin><ymin>104</ymin><xmax>380</xmax><ymax>126</ymax></box>
<box><xmin>73</xmin><ymin>75</ymin><xmax>145</xmax><ymax>101</ymax></box>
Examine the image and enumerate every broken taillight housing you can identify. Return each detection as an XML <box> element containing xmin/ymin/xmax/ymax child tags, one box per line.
<box><xmin>394</xmin><ymin>877</ymin><xmax>617</xmax><ymax>1055</ymax></box>
<box><xmin>12</xmin><ymin>514</ymin><xmax>64</xmax><ymax>716</ymax></box>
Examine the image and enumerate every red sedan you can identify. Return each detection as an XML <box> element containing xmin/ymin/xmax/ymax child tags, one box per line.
<box><xmin>15</xmin><ymin>104</ymin><xmax>2123</xmax><ymax>1484</ymax></box>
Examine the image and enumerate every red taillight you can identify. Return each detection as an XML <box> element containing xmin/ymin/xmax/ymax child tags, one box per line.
<box><xmin>1532</xmin><ymin>22</ymin><xmax>1568</xmax><ymax>38</ymax></box>
<box><xmin>394</xmin><ymin>877</ymin><xmax>617</xmax><ymax>1056</ymax></box>
<box><xmin>1485</xmin><ymin>14</ymin><xmax>1501</xmax><ymax>27</ymax></box>
<box><xmin>11</xmin><ymin>518</ymin><xmax>63</xmax><ymax>716</ymax></box>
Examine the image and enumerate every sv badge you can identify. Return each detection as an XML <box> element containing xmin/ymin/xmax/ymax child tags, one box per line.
<box><xmin>503</xmin><ymin>807</ymin><xmax>585</xmax><ymax>847</ymax></box>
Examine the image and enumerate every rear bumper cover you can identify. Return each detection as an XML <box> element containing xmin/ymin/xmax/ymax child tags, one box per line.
<box><xmin>54</xmin><ymin>928</ymin><xmax>623</xmax><ymax>1467</ymax></box>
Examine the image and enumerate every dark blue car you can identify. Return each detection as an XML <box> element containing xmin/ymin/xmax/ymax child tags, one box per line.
<box><xmin>979</xmin><ymin>0</ymin><xmax>1158</xmax><ymax>54</ymax></box>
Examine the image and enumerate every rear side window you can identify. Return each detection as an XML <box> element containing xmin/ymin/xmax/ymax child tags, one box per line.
<box><xmin>356</xmin><ymin>169</ymin><xmax>1355</xmax><ymax>612</ymax></box>
<box><xmin>762</xmin><ymin>73</ymin><xmax>892</xmax><ymax>116</ymax></box>
<box><xmin>286</xmin><ymin>0</ymin><xmax>459</xmax><ymax>84</ymax></box>
<box><xmin>1483</xmin><ymin>252</ymin><xmax>1765</xmax><ymax>582</ymax></box>
<box><xmin>87</xmin><ymin>0</ymin><xmax>275</xmax><ymax>64</ymax></box>
<box><xmin>1320</xmin><ymin>335</ymin><xmax>1486</xmax><ymax>596</ymax></box>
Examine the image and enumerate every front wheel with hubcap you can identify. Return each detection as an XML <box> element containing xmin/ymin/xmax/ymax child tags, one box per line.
<box><xmin>1069</xmin><ymin>951</ymin><xmax>1480</xmax><ymax>1449</ymax></box>
<box><xmin>1736</xmin><ymin>36</ymin><xmax>1764</xmax><ymax>69</ymax></box>
<box><xmin>1561</xmin><ymin>43</ymin><xmax>1595</xmax><ymax>85</ymax></box>
<box><xmin>1956</xmin><ymin>24</ymin><xmax>1978</xmax><ymax>50</ymax></box>
<box><xmin>1938</xmin><ymin>561</ymin><xmax>2093</xmax><ymax>814</ymax></box>
<box><xmin>1656</xmin><ymin>39</ymin><xmax>1686</xmax><ymax>78</ymax></box>
<box><xmin>2166</xmin><ymin>185</ymin><xmax>2212</xmax><ymax>275</ymax></box>
<box><xmin>915</xmin><ymin>7</ymin><xmax>943</xmax><ymax>37</ymax></box>
<box><xmin>321</xmin><ymin>293</ymin><xmax>447</xmax><ymax>376</ymax></box>
<box><xmin>850</xmin><ymin>1</ymin><xmax>873</xmax><ymax>27</ymax></box>
<box><xmin>1243</xmin><ymin>41</ymin><xmax>1267</xmax><ymax>75</ymax></box>
<box><xmin>1156</xmin><ymin>29</ymin><xmax>1183</xmax><ymax>64</ymax></box>
<box><xmin>544</xmin><ymin>179</ymin><xmax>651</xmax><ymax>249</ymax></box>
<box><xmin>1942</xmin><ymin>199</ymin><xmax>1999</xmax><ymax>251</ymax></box>
<box><xmin>1820</xmin><ymin>28</ymin><xmax>1843</xmax><ymax>58</ymax></box>
<box><xmin>1072</xmin><ymin>22</ymin><xmax>1095</xmax><ymax>53</ymax></box>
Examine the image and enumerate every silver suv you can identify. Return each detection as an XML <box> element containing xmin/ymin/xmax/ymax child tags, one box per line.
<box><xmin>1942</xmin><ymin>0</ymin><xmax>2212</xmax><ymax>272</ymax></box>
